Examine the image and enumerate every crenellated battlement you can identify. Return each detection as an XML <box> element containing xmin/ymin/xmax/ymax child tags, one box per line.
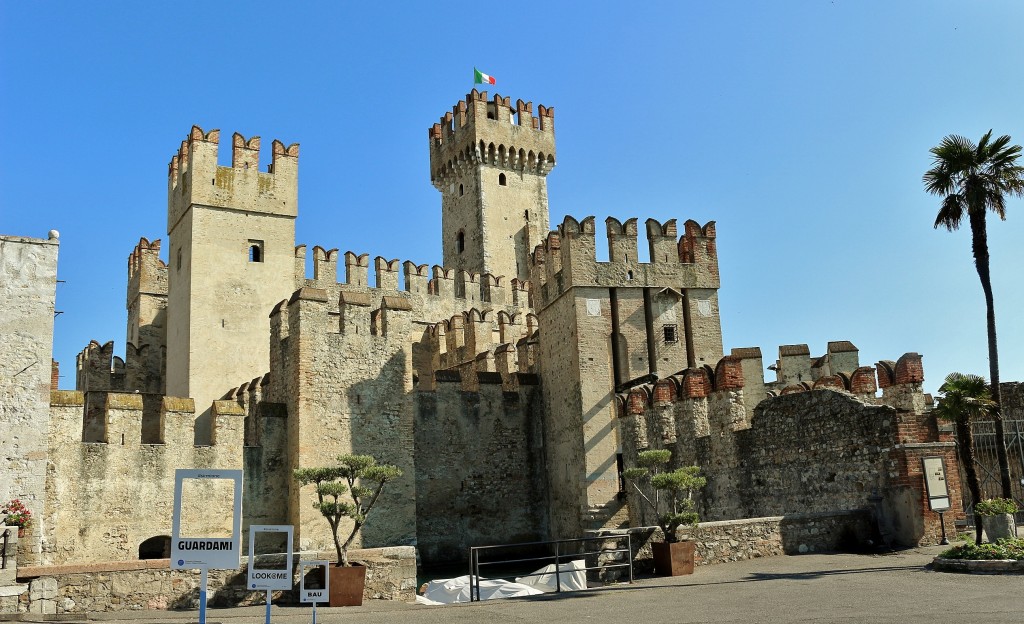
<box><xmin>297</xmin><ymin>245</ymin><xmax>532</xmax><ymax>309</ymax></box>
<box><xmin>126</xmin><ymin>237</ymin><xmax>167</xmax><ymax>303</ymax></box>
<box><xmin>167</xmin><ymin>124</ymin><xmax>299</xmax><ymax>232</ymax></box>
<box><xmin>528</xmin><ymin>215</ymin><xmax>720</xmax><ymax>310</ymax></box>
<box><xmin>429</xmin><ymin>89</ymin><xmax>556</xmax><ymax>188</ymax></box>
<box><xmin>75</xmin><ymin>339</ymin><xmax>163</xmax><ymax>396</ymax></box>
<box><xmin>415</xmin><ymin>308</ymin><xmax>539</xmax><ymax>391</ymax></box>
<box><xmin>49</xmin><ymin>390</ymin><xmax>244</xmax><ymax>450</ymax></box>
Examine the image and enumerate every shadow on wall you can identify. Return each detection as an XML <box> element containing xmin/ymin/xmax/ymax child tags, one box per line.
<box><xmin>777</xmin><ymin>511</ymin><xmax>884</xmax><ymax>555</ymax></box>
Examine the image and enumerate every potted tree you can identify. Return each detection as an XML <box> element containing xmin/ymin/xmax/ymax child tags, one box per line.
<box><xmin>975</xmin><ymin>498</ymin><xmax>1018</xmax><ymax>543</ymax></box>
<box><xmin>294</xmin><ymin>454</ymin><xmax>402</xmax><ymax>606</ymax></box>
<box><xmin>623</xmin><ymin>449</ymin><xmax>705</xmax><ymax>576</ymax></box>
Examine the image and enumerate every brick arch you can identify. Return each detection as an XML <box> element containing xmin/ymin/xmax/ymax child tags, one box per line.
<box><xmin>627</xmin><ymin>387</ymin><xmax>650</xmax><ymax>415</ymax></box>
<box><xmin>813</xmin><ymin>374</ymin><xmax>846</xmax><ymax>391</ymax></box>
<box><xmin>653</xmin><ymin>377</ymin><xmax>679</xmax><ymax>404</ymax></box>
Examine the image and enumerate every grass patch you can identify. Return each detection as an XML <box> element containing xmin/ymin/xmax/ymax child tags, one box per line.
<box><xmin>940</xmin><ymin>538</ymin><xmax>1024</xmax><ymax>561</ymax></box>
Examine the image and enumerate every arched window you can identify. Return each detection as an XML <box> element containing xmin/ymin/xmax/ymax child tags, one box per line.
<box><xmin>457</xmin><ymin>231</ymin><xmax>465</xmax><ymax>254</ymax></box>
<box><xmin>499</xmin><ymin>173</ymin><xmax>507</xmax><ymax>186</ymax></box>
<box><xmin>459</xmin><ymin>183</ymin><xmax>464</xmax><ymax>196</ymax></box>
<box><xmin>139</xmin><ymin>535</ymin><xmax>171</xmax><ymax>559</ymax></box>
<box><xmin>248</xmin><ymin>240</ymin><xmax>264</xmax><ymax>263</ymax></box>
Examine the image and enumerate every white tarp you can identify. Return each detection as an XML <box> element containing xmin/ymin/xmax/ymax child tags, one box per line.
<box><xmin>515</xmin><ymin>558</ymin><xmax>588</xmax><ymax>592</ymax></box>
<box><xmin>418</xmin><ymin>575</ymin><xmax>544</xmax><ymax>605</ymax></box>
<box><xmin>417</xmin><ymin>559</ymin><xmax>589</xmax><ymax>605</ymax></box>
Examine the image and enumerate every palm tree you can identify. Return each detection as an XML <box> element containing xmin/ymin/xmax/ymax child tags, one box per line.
<box><xmin>923</xmin><ymin>130</ymin><xmax>1024</xmax><ymax>499</ymax></box>
<box><xmin>934</xmin><ymin>372</ymin><xmax>994</xmax><ymax>545</ymax></box>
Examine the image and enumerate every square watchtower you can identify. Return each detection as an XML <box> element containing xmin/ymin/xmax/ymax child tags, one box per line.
<box><xmin>429</xmin><ymin>90</ymin><xmax>556</xmax><ymax>283</ymax></box>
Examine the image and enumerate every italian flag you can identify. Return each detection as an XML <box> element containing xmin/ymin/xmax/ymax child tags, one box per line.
<box><xmin>474</xmin><ymin>68</ymin><xmax>496</xmax><ymax>85</ymax></box>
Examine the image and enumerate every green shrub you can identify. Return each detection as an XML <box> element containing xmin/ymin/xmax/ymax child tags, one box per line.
<box><xmin>940</xmin><ymin>537</ymin><xmax>1024</xmax><ymax>561</ymax></box>
<box><xmin>974</xmin><ymin>498</ymin><xmax>1019</xmax><ymax>516</ymax></box>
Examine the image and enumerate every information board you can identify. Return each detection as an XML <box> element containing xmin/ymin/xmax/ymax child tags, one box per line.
<box><xmin>247</xmin><ymin>525</ymin><xmax>294</xmax><ymax>591</ymax></box>
<box><xmin>299</xmin><ymin>560</ymin><xmax>330</xmax><ymax>604</ymax></box>
<box><xmin>170</xmin><ymin>469</ymin><xmax>244</xmax><ymax>570</ymax></box>
<box><xmin>921</xmin><ymin>456</ymin><xmax>950</xmax><ymax>511</ymax></box>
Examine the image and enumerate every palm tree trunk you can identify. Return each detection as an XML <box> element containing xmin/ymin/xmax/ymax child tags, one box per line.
<box><xmin>968</xmin><ymin>209</ymin><xmax>1013</xmax><ymax>499</ymax></box>
<box><xmin>955</xmin><ymin>419</ymin><xmax>985</xmax><ymax>545</ymax></box>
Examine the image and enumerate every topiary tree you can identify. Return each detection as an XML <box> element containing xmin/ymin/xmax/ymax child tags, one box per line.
<box><xmin>623</xmin><ymin>449</ymin><xmax>705</xmax><ymax>543</ymax></box>
<box><xmin>294</xmin><ymin>454</ymin><xmax>402</xmax><ymax>566</ymax></box>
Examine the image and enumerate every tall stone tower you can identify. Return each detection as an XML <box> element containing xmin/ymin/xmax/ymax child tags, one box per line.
<box><xmin>165</xmin><ymin>127</ymin><xmax>299</xmax><ymax>436</ymax></box>
<box><xmin>529</xmin><ymin>216</ymin><xmax>723</xmax><ymax>537</ymax></box>
<box><xmin>429</xmin><ymin>90</ymin><xmax>556</xmax><ymax>283</ymax></box>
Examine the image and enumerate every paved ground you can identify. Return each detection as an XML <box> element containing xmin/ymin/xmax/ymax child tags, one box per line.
<box><xmin>7</xmin><ymin>545</ymin><xmax>1022</xmax><ymax>623</ymax></box>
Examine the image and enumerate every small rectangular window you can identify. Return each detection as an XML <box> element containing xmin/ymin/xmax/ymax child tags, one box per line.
<box><xmin>663</xmin><ymin>324</ymin><xmax>678</xmax><ymax>343</ymax></box>
<box><xmin>176</xmin><ymin>248</ymin><xmax>182</xmax><ymax>271</ymax></box>
<box><xmin>248</xmin><ymin>240</ymin><xmax>264</xmax><ymax>263</ymax></box>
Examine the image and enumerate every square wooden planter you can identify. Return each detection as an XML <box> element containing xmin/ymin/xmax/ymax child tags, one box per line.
<box><xmin>651</xmin><ymin>540</ymin><xmax>695</xmax><ymax>576</ymax></box>
<box><xmin>329</xmin><ymin>562</ymin><xmax>366</xmax><ymax>607</ymax></box>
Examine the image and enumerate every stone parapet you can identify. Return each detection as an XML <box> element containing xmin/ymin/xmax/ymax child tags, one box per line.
<box><xmin>10</xmin><ymin>546</ymin><xmax>416</xmax><ymax>614</ymax></box>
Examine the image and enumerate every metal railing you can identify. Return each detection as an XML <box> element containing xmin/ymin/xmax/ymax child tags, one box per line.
<box><xmin>960</xmin><ymin>419</ymin><xmax>1024</xmax><ymax>524</ymax></box>
<box><xmin>468</xmin><ymin>534</ymin><xmax>633</xmax><ymax>602</ymax></box>
<box><xmin>1</xmin><ymin>528</ymin><xmax>10</xmax><ymax>570</ymax></box>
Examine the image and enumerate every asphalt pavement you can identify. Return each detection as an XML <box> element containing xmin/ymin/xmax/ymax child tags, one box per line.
<box><xmin>6</xmin><ymin>545</ymin><xmax>1021</xmax><ymax>624</ymax></box>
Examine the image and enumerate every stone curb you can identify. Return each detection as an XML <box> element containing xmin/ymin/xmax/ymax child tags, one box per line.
<box><xmin>931</xmin><ymin>556</ymin><xmax>1024</xmax><ymax>574</ymax></box>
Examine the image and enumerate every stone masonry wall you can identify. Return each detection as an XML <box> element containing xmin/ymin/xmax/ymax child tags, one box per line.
<box><xmin>45</xmin><ymin>392</ymin><xmax>243</xmax><ymax>565</ymax></box>
<box><xmin>606</xmin><ymin>509</ymin><xmax>877</xmax><ymax>575</ymax></box>
<box><xmin>415</xmin><ymin>376</ymin><xmax>547</xmax><ymax>563</ymax></box>
<box><xmin>10</xmin><ymin>546</ymin><xmax>415</xmax><ymax>615</ymax></box>
<box><xmin>733</xmin><ymin>390</ymin><xmax>900</xmax><ymax>517</ymax></box>
<box><xmin>619</xmin><ymin>363</ymin><xmax>962</xmax><ymax>547</ymax></box>
<box><xmin>0</xmin><ymin>233</ymin><xmax>59</xmax><ymax>566</ymax></box>
<box><xmin>274</xmin><ymin>288</ymin><xmax>418</xmax><ymax>555</ymax></box>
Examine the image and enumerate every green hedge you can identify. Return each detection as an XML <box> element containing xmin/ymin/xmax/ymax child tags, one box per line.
<box><xmin>940</xmin><ymin>538</ymin><xmax>1024</xmax><ymax>561</ymax></box>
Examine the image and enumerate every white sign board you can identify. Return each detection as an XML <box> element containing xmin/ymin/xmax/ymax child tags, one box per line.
<box><xmin>921</xmin><ymin>456</ymin><xmax>950</xmax><ymax>511</ymax></box>
<box><xmin>299</xmin><ymin>560</ymin><xmax>330</xmax><ymax>604</ymax></box>
<box><xmin>170</xmin><ymin>469</ymin><xmax>243</xmax><ymax>570</ymax></box>
<box><xmin>247</xmin><ymin>525</ymin><xmax>294</xmax><ymax>591</ymax></box>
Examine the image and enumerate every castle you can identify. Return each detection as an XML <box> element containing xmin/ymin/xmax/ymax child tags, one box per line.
<box><xmin>2</xmin><ymin>90</ymin><xmax>962</xmax><ymax>576</ymax></box>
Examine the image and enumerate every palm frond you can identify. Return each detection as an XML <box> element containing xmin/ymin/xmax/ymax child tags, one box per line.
<box><xmin>933</xmin><ymin>194</ymin><xmax>965</xmax><ymax>230</ymax></box>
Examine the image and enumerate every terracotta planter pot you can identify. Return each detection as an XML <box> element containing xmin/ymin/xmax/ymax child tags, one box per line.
<box><xmin>651</xmin><ymin>540</ymin><xmax>695</xmax><ymax>576</ymax></box>
<box><xmin>329</xmin><ymin>562</ymin><xmax>366</xmax><ymax>607</ymax></box>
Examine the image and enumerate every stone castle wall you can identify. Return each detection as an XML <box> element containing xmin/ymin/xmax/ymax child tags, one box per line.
<box><xmin>44</xmin><ymin>392</ymin><xmax>245</xmax><ymax>565</ymax></box>
<box><xmin>415</xmin><ymin>374</ymin><xmax>547</xmax><ymax>562</ymax></box>
<box><xmin>0</xmin><ymin>233</ymin><xmax>59</xmax><ymax>566</ymax></box>
<box><xmin>618</xmin><ymin>351</ymin><xmax>963</xmax><ymax>547</ymax></box>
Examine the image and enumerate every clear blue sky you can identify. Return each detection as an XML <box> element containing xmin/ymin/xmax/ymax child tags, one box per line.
<box><xmin>2</xmin><ymin>1</ymin><xmax>1021</xmax><ymax>395</ymax></box>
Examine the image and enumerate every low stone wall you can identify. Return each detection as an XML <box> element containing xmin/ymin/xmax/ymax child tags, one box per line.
<box><xmin>6</xmin><ymin>546</ymin><xmax>416</xmax><ymax>615</ymax></box>
<box><xmin>932</xmin><ymin>557</ymin><xmax>1024</xmax><ymax>574</ymax></box>
<box><xmin>690</xmin><ymin>510</ymin><xmax>877</xmax><ymax>564</ymax></box>
<box><xmin>593</xmin><ymin>509</ymin><xmax>877</xmax><ymax>575</ymax></box>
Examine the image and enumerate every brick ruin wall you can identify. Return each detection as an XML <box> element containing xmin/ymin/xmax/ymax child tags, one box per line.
<box><xmin>618</xmin><ymin>352</ymin><xmax>963</xmax><ymax>547</ymax></box>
